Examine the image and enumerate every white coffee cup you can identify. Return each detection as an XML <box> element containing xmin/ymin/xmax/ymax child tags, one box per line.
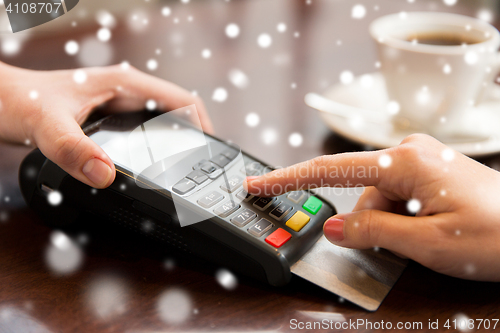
<box><xmin>369</xmin><ymin>12</ymin><xmax>500</xmax><ymax>137</ymax></box>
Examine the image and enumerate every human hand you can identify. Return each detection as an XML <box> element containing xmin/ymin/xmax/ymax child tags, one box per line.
<box><xmin>0</xmin><ymin>62</ymin><xmax>213</xmax><ymax>188</ymax></box>
<box><xmin>245</xmin><ymin>134</ymin><xmax>500</xmax><ymax>281</ymax></box>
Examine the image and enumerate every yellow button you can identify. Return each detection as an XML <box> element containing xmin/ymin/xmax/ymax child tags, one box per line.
<box><xmin>286</xmin><ymin>211</ymin><xmax>310</xmax><ymax>232</ymax></box>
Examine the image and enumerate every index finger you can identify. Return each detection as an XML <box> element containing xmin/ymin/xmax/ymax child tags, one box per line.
<box><xmin>244</xmin><ymin>150</ymin><xmax>388</xmax><ymax>197</ymax></box>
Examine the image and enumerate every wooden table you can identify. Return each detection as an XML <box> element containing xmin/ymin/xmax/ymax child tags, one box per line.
<box><xmin>1</xmin><ymin>0</ymin><xmax>500</xmax><ymax>331</ymax></box>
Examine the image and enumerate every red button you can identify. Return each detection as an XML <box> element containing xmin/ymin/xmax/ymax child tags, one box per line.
<box><xmin>265</xmin><ymin>228</ymin><xmax>292</xmax><ymax>248</ymax></box>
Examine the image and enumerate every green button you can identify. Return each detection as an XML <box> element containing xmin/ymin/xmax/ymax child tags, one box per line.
<box><xmin>303</xmin><ymin>196</ymin><xmax>322</xmax><ymax>215</ymax></box>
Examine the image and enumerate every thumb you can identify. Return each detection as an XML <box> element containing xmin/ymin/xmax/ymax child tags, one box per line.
<box><xmin>33</xmin><ymin>114</ymin><xmax>115</xmax><ymax>188</ymax></box>
<box><xmin>323</xmin><ymin>210</ymin><xmax>435</xmax><ymax>259</ymax></box>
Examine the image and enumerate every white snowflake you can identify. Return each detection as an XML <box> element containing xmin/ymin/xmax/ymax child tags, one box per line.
<box><xmin>225</xmin><ymin>23</ymin><xmax>240</xmax><ymax>38</ymax></box>
<box><xmin>212</xmin><ymin>87</ymin><xmax>228</xmax><ymax>102</ymax></box>
<box><xmin>128</xmin><ymin>10</ymin><xmax>149</xmax><ymax>33</ymax></box>
<box><xmin>0</xmin><ymin>211</ymin><xmax>8</xmax><ymax>223</ymax></box>
<box><xmin>97</xmin><ymin>28</ymin><xmax>111</xmax><ymax>42</ymax></box>
<box><xmin>386</xmin><ymin>101</ymin><xmax>400</xmax><ymax>115</ymax></box>
<box><xmin>378</xmin><ymin>154</ymin><xmax>392</xmax><ymax>168</ymax></box>
<box><xmin>351</xmin><ymin>4</ymin><xmax>366</xmax><ymax>19</ymax></box>
<box><xmin>245</xmin><ymin>113</ymin><xmax>260</xmax><ymax>127</ymax></box>
<box><xmin>48</xmin><ymin>191</ymin><xmax>63</xmax><ymax>206</ymax></box>
<box><xmin>120</xmin><ymin>61</ymin><xmax>130</xmax><ymax>70</ymax></box>
<box><xmin>277</xmin><ymin>23</ymin><xmax>287</xmax><ymax>33</ymax></box>
<box><xmin>157</xmin><ymin>288</ymin><xmax>192</xmax><ymax>324</ymax></box>
<box><xmin>86</xmin><ymin>275</ymin><xmax>129</xmax><ymax>319</ymax></box>
<box><xmin>228</xmin><ymin>69</ymin><xmax>249</xmax><ymax>89</ymax></box>
<box><xmin>288</xmin><ymin>133</ymin><xmax>303</xmax><ymax>147</ymax></box>
<box><xmin>164</xmin><ymin>258</ymin><xmax>175</xmax><ymax>271</ymax></box>
<box><xmin>262</xmin><ymin>128</ymin><xmax>278</xmax><ymax>145</ymax></box>
<box><xmin>65</xmin><ymin>40</ymin><xmax>79</xmax><ymax>55</ymax></box>
<box><xmin>407</xmin><ymin>198</ymin><xmax>421</xmax><ymax>214</ymax></box>
<box><xmin>2</xmin><ymin>38</ymin><xmax>21</xmax><ymax>56</ymax></box>
<box><xmin>257</xmin><ymin>33</ymin><xmax>272</xmax><ymax>48</ymax></box>
<box><xmin>415</xmin><ymin>86</ymin><xmax>430</xmax><ymax>105</ymax></box>
<box><xmin>464</xmin><ymin>263</ymin><xmax>476</xmax><ymax>275</ymax></box>
<box><xmin>72</xmin><ymin>70</ymin><xmax>88</xmax><ymax>85</ymax></box>
<box><xmin>145</xmin><ymin>99</ymin><xmax>157</xmax><ymax>110</ymax></box>
<box><xmin>464</xmin><ymin>51</ymin><xmax>478</xmax><ymax>65</ymax></box>
<box><xmin>477</xmin><ymin>9</ymin><xmax>494</xmax><ymax>23</ymax></box>
<box><xmin>443</xmin><ymin>0</ymin><xmax>457</xmax><ymax>5</ymax></box>
<box><xmin>142</xmin><ymin>220</ymin><xmax>154</xmax><ymax>232</ymax></box>
<box><xmin>441</xmin><ymin>148</ymin><xmax>455</xmax><ymax>162</ymax></box>
<box><xmin>339</xmin><ymin>70</ymin><xmax>354</xmax><ymax>85</ymax></box>
<box><xmin>46</xmin><ymin>231</ymin><xmax>83</xmax><ymax>275</ymax></box>
<box><xmin>443</xmin><ymin>63</ymin><xmax>452</xmax><ymax>74</ymax></box>
<box><xmin>51</xmin><ymin>231</ymin><xmax>71</xmax><ymax>250</ymax></box>
<box><xmin>452</xmin><ymin>313</ymin><xmax>473</xmax><ymax>332</ymax></box>
<box><xmin>201</xmin><ymin>48</ymin><xmax>211</xmax><ymax>59</ymax></box>
<box><xmin>215</xmin><ymin>269</ymin><xmax>238</xmax><ymax>290</ymax></box>
<box><xmin>360</xmin><ymin>74</ymin><xmax>374</xmax><ymax>88</ymax></box>
<box><xmin>146</xmin><ymin>59</ymin><xmax>158</xmax><ymax>71</ymax></box>
<box><xmin>29</xmin><ymin>90</ymin><xmax>39</xmax><ymax>100</ymax></box>
<box><xmin>96</xmin><ymin>10</ymin><xmax>116</xmax><ymax>28</ymax></box>
<box><xmin>77</xmin><ymin>37</ymin><xmax>113</xmax><ymax>67</ymax></box>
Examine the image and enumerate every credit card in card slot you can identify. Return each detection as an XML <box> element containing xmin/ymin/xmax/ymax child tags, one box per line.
<box><xmin>291</xmin><ymin>236</ymin><xmax>407</xmax><ymax>311</ymax></box>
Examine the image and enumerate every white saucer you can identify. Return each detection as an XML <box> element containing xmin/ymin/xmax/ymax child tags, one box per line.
<box><xmin>306</xmin><ymin>72</ymin><xmax>500</xmax><ymax>157</ymax></box>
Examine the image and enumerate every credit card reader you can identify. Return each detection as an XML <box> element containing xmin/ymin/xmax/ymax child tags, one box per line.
<box><xmin>19</xmin><ymin>109</ymin><xmax>336</xmax><ymax>287</ymax></box>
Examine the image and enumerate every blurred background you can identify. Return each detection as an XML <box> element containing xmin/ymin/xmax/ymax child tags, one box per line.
<box><xmin>1</xmin><ymin>1</ymin><xmax>500</xmax><ymax>332</ymax></box>
<box><xmin>0</xmin><ymin>0</ymin><xmax>498</xmax><ymax>169</ymax></box>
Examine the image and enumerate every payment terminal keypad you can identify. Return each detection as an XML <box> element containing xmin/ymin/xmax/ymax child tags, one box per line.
<box><xmin>220</xmin><ymin>175</ymin><xmax>244</xmax><ymax>193</ymax></box>
<box><xmin>265</xmin><ymin>228</ymin><xmax>292</xmax><ymax>248</ymax></box>
<box><xmin>211</xmin><ymin>154</ymin><xmax>231</xmax><ymax>167</ymax></box>
<box><xmin>221</xmin><ymin>149</ymin><xmax>239</xmax><ymax>160</ymax></box>
<box><xmin>269</xmin><ymin>203</ymin><xmax>293</xmax><ymax>221</ymax></box>
<box><xmin>236</xmin><ymin>189</ymin><xmax>254</xmax><ymax>202</ymax></box>
<box><xmin>231</xmin><ymin>209</ymin><xmax>257</xmax><ymax>227</ymax></box>
<box><xmin>287</xmin><ymin>191</ymin><xmax>305</xmax><ymax>204</ymax></box>
<box><xmin>197</xmin><ymin>191</ymin><xmax>224</xmax><ymax>208</ymax></box>
<box><xmin>253</xmin><ymin>197</ymin><xmax>277</xmax><ymax>211</ymax></box>
<box><xmin>200</xmin><ymin>162</ymin><xmax>218</xmax><ymax>174</ymax></box>
<box><xmin>186</xmin><ymin>170</ymin><xmax>209</xmax><ymax>184</ymax></box>
<box><xmin>176</xmin><ymin>151</ymin><xmax>325</xmax><ymax>249</ymax></box>
<box><xmin>172</xmin><ymin>178</ymin><xmax>196</xmax><ymax>195</ymax></box>
<box><xmin>248</xmin><ymin>218</ymin><xmax>273</xmax><ymax>237</ymax></box>
<box><xmin>214</xmin><ymin>201</ymin><xmax>240</xmax><ymax>217</ymax></box>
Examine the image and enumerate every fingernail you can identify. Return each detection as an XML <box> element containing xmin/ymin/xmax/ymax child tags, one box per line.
<box><xmin>83</xmin><ymin>158</ymin><xmax>112</xmax><ymax>187</ymax></box>
<box><xmin>324</xmin><ymin>217</ymin><xmax>345</xmax><ymax>242</ymax></box>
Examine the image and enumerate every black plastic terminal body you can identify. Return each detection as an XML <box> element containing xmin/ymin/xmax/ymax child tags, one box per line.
<box><xmin>18</xmin><ymin>111</ymin><xmax>336</xmax><ymax>287</ymax></box>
